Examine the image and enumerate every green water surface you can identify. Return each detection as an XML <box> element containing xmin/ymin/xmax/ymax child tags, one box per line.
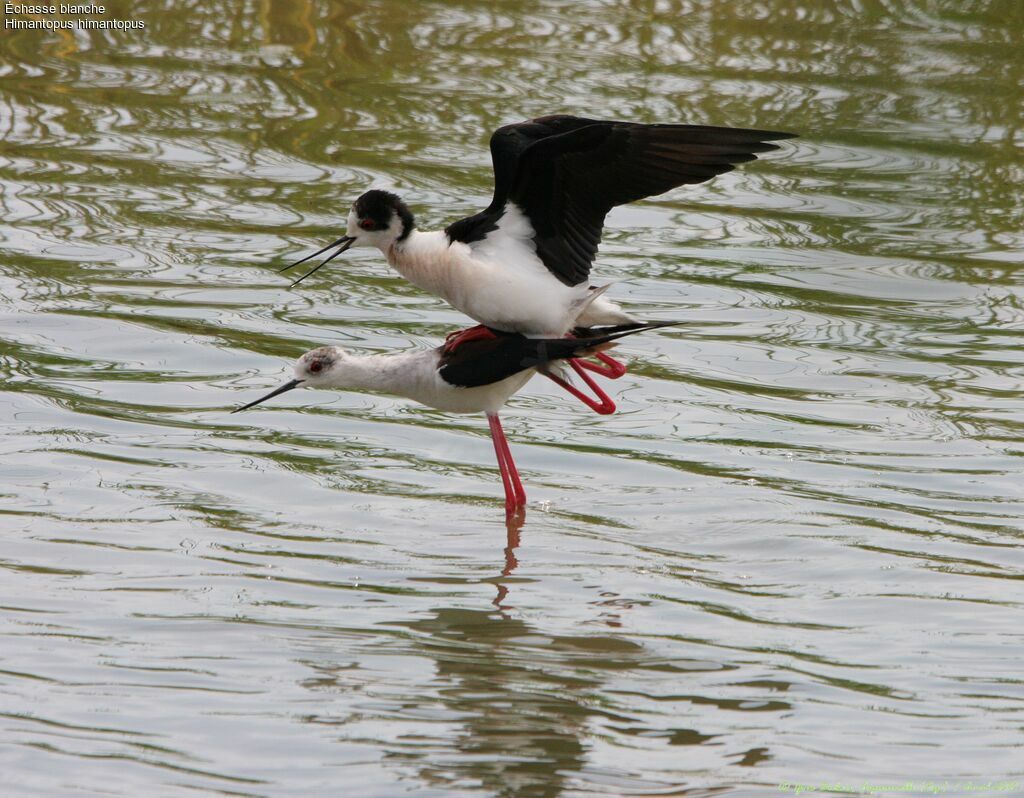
<box><xmin>1</xmin><ymin>1</ymin><xmax>1022</xmax><ymax>796</ymax></box>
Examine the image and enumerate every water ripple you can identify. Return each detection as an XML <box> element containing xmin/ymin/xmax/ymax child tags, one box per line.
<box><xmin>2</xmin><ymin>0</ymin><xmax>1024</xmax><ymax>794</ymax></box>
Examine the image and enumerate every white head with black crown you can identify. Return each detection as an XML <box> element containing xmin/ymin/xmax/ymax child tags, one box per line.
<box><xmin>346</xmin><ymin>189</ymin><xmax>415</xmax><ymax>250</ymax></box>
<box><xmin>283</xmin><ymin>189</ymin><xmax>415</xmax><ymax>285</ymax></box>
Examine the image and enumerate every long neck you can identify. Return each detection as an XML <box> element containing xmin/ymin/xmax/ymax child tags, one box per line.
<box><xmin>329</xmin><ymin>351</ymin><xmax>433</xmax><ymax>401</ymax></box>
<box><xmin>385</xmin><ymin>229</ymin><xmax>462</xmax><ymax>301</ymax></box>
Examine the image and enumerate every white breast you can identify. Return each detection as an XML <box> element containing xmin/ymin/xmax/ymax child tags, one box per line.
<box><xmin>462</xmin><ymin>204</ymin><xmax>588</xmax><ymax>335</ymax></box>
<box><xmin>388</xmin><ymin>207</ymin><xmax>589</xmax><ymax>337</ymax></box>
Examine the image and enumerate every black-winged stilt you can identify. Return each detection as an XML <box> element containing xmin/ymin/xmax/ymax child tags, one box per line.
<box><xmin>281</xmin><ymin>115</ymin><xmax>793</xmax><ymax>334</ymax></box>
<box><xmin>280</xmin><ymin>114</ymin><xmax>792</xmax><ymax>411</ymax></box>
<box><xmin>232</xmin><ymin>321</ymin><xmax>675</xmax><ymax>515</ymax></box>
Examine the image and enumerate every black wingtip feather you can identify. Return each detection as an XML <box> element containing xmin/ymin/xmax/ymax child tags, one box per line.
<box><xmin>459</xmin><ymin>116</ymin><xmax>796</xmax><ymax>288</ymax></box>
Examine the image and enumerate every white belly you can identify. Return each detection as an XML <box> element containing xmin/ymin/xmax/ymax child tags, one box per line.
<box><xmin>388</xmin><ymin>222</ymin><xmax>589</xmax><ymax>337</ymax></box>
<box><xmin>450</xmin><ymin>261</ymin><xmax>586</xmax><ymax>336</ymax></box>
<box><xmin>415</xmin><ymin>368</ymin><xmax>535</xmax><ymax>414</ymax></box>
<box><xmin>343</xmin><ymin>350</ymin><xmax>535</xmax><ymax>415</ymax></box>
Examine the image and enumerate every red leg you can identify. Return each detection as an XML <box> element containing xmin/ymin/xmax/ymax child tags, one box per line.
<box><xmin>488</xmin><ymin>413</ymin><xmax>515</xmax><ymax>511</ymax></box>
<box><xmin>493</xmin><ymin>416</ymin><xmax>526</xmax><ymax>507</ymax></box>
<box><xmin>573</xmin><ymin>352</ymin><xmax>627</xmax><ymax>379</ymax></box>
<box><xmin>487</xmin><ymin>412</ymin><xmax>526</xmax><ymax>513</ymax></box>
<box><xmin>544</xmin><ymin>360</ymin><xmax>617</xmax><ymax>415</ymax></box>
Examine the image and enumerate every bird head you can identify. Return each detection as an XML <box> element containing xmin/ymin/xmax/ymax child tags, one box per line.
<box><xmin>346</xmin><ymin>189</ymin><xmax>414</xmax><ymax>249</ymax></box>
<box><xmin>231</xmin><ymin>346</ymin><xmax>347</xmax><ymax>413</ymax></box>
<box><xmin>295</xmin><ymin>346</ymin><xmax>345</xmax><ymax>386</ymax></box>
<box><xmin>279</xmin><ymin>190</ymin><xmax>415</xmax><ymax>287</ymax></box>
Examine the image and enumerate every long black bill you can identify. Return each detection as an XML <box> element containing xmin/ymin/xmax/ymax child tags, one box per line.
<box><xmin>231</xmin><ymin>379</ymin><xmax>304</xmax><ymax>414</ymax></box>
<box><xmin>279</xmin><ymin>235</ymin><xmax>355</xmax><ymax>287</ymax></box>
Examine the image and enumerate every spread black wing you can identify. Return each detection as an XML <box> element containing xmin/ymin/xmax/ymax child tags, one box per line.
<box><xmin>445</xmin><ymin>115</ymin><xmax>795</xmax><ymax>287</ymax></box>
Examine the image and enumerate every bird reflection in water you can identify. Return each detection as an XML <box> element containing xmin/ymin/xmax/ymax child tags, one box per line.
<box><xmin>492</xmin><ymin>507</ymin><xmax>525</xmax><ymax>609</ymax></box>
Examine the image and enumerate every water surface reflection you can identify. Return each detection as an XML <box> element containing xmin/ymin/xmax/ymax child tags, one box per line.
<box><xmin>2</xmin><ymin>0</ymin><xmax>1023</xmax><ymax>795</ymax></box>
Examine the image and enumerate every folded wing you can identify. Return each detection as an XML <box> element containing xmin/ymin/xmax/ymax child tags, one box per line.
<box><xmin>437</xmin><ymin>322</ymin><xmax>680</xmax><ymax>388</ymax></box>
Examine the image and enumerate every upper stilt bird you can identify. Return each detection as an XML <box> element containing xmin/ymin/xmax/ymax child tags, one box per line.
<box><xmin>232</xmin><ymin>322</ymin><xmax>676</xmax><ymax>515</ymax></box>
<box><xmin>282</xmin><ymin>115</ymin><xmax>794</xmax><ymax>338</ymax></box>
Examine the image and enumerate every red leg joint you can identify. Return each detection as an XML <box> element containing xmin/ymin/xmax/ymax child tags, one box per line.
<box><xmin>574</xmin><ymin>351</ymin><xmax>627</xmax><ymax>379</ymax></box>
<box><xmin>545</xmin><ymin>359</ymin><xmax>617</xmax><ymax>415</ymax></box>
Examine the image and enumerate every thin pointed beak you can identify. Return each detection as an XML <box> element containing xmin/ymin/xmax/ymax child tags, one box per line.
<box><xmin>231</xmin><ymin>378</ymin><xmax>304</xmax><ymax>414</ymax></box>
<box><xmin>279</xmin><ymin>235</ymin><xmax>355</xmax><ymax>287</ymax></box>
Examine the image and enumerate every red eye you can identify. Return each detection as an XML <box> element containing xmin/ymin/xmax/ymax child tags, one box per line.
<box><xmin>309</xmin><ymin>361</ymin><xmax>323</xmax><ymax>373</ymax></box>
<box><xmin>359</xmin><ymin>219</ymin><xmax>376</xmax><ymax>231</ymax></box>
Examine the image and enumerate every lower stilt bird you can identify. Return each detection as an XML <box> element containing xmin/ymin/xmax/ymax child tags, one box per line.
<box><xmin>232</xmin><ymin>322</ymin><xmax>675</xmax><ymax>514</ymax></box>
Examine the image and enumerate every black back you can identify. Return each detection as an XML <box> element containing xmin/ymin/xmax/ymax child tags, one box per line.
<box><xmin>437</xmin><ymin>322</ymin><xmax>677</xmax><ymax>389</ymax></box>
<box><xmin>446</xmin><ymin>115</ymin><xmax>794</xmax><ymax>287</ymax></box>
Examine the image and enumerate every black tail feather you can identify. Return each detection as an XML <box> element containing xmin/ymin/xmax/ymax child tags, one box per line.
<box><xmin>530</xmin><ymin>321</ymin><xmax>681</xmax><ymax>372</ymax></box>
<box><xmin>570</xmin><ymin>320</ymin><xmax>681</xmax><ymax>348</ymax></box>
